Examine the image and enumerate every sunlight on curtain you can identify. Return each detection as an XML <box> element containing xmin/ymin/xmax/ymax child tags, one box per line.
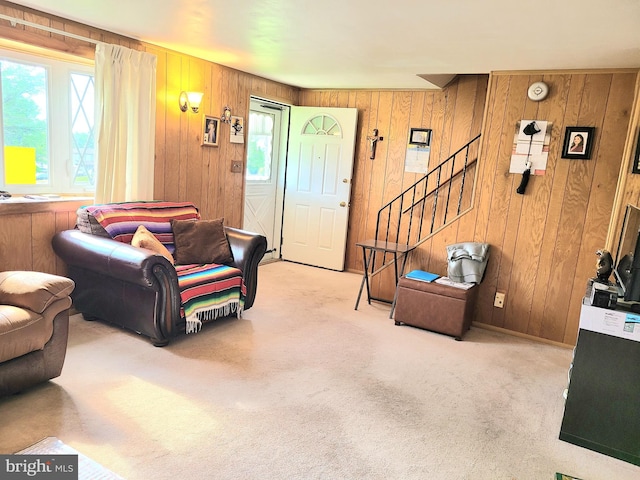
<box><xmin>94</xmin><ymin>44</ymin><xmax>156</xmax><ymax>203</ymax></box>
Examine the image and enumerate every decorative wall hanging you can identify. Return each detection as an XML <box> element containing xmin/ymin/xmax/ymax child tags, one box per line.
<box><xmin>202</xmin><ymin>115</ymin><xmax>220</xmax><ymax>147</ymax></box>
<box><xmin>409</xmin><ymin>128</ymin><xmax>432</xmax><ymax>146</ymax></box>
<box><xmin>632</xmin><ymin>133</ymin><xmax>640</xmax><ymax>174</ymax></box>
<box><xmin>515</xmin><ymin>121</ymin><xmax>540</xmax><ymax>194</ymax></box>
<box><xmin>221</xmin><ymin>106</ymin><xmax>232</xmax><ymax>124</ymax></box>
<box><xmin>230</xmin><ymin>116</ymin><xmax>244</xmax><ymax>144</ymax></box>
<box><xmin>562</xmin><ymin>126</ymin><xmax>595</xmax><ymax>160</ymax></box>
<box><xmin>405</xmin><ymin>128</ymin><xmax>432</xmax><ymax>173</ymax></box>
<box><xmin>509</xmin><ymin>120</ymin><xmax>551</xmax><ymax>175</ymax></box>
<box><xmin>366</xmin><ymin>129</ymin><xmax>383</xmax><ymax>159</ymax></box>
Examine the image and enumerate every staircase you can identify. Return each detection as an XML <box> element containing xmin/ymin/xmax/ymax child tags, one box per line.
<box><xmin>354</xmin><ymin>134</ymin><xmax>481</xmax><ymax>310</ymax></box>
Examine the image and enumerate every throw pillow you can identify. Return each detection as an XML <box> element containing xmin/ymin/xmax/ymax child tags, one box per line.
<box><xmin>131</xmin><ymin>225</ymin><xmax>175</xmax><ymax>264</ymax></box>
<box><xmin>170</xmin><ymin>218</ymin><xmax>233</xmax><ymax>265</ymax></box>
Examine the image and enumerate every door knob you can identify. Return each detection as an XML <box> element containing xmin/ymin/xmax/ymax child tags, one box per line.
<box><xmin>340</xmin><ymin>202</ymin><xmax>347</xmax><ymax>207</ymax></box>
<box><xmin>342</xmin><ymin>178</ymin><xmax>349</xmax><ymax>183</ymax></box>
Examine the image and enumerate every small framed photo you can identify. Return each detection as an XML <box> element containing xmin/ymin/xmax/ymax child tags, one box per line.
<box><xmin>230</xmin><ymin>116</ymin><xmax>244</xmax><ymax>144</ymax></box>
<box><xmin>409</xmin><ymin>128</ymin><xmax>432</xmax><ymax>146</ymax></box>
<box><xmin>632</xmin><ymin>134</ymin><xmax>640</xmax><ymax>174</ymax></box>
<box><xmin>202</xmin><ymin>115</ymin><xmax>220</xmax><ymax>147</ymax></box>
<box><xmin>562</xmin><ymin>126</ymin><xmax>595</xmax><ymax>159</ymax></box>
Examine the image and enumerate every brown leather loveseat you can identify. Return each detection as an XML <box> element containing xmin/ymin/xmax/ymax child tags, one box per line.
<box><xmin>52</xmin><ymin>201</ymin><xmax>267</xmax><ymax>346</ymax></box>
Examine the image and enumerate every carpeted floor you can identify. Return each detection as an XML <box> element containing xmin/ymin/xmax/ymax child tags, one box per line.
<box><xmin>1</xmin><ymin>261</ymin><xmax>639</xmax><ymax>479</ymax></box>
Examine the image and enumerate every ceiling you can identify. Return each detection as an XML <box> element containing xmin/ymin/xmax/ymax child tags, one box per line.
<box><xmin>11</xmin><ymin>0</ymin><xmax>640</xmax><ymax>90</ymax></box>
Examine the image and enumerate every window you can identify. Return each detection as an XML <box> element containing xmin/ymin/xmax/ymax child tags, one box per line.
<box><xmin>247</xmin><ymin>110</ymin><xmax>275</xmax><ymax>182</ymax></box>
<box><xmin>0</xmin><ymin>48</ymin><xmax>94</xmax><ymax>195</ymax></box>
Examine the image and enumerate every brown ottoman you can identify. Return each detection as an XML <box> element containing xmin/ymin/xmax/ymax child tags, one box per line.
<box><xmin>393</xmin><ymin>276</ymin><xmax>478</xmax><ymax>340</ymax></box>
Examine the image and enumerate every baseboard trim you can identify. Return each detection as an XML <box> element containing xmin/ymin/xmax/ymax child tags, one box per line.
<box><xmin>472</xmin><ymin>322</ymin><xmax>574</xmax><ymax>349</ymax></box>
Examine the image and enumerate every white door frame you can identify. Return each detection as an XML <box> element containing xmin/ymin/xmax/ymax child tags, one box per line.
<box><xmin>280</xmin><ymin>106</ymin><xmax>358</xmax><ymax>271</ymax></box>
<box><xmin>244</xmin><ymin>96</ymin><xmax>290</xmax><ymax>261</ymax></box>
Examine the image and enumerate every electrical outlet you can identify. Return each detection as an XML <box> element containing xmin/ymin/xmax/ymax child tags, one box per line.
<box><xmin>231</xmin><ymin>160</ymin><xmax>243</xmax><ymax>173</ymax></box>
<box><xmin>494</xmin><ymin>292</ymin><xmax>505</xmax><ymax>308</ymax></box>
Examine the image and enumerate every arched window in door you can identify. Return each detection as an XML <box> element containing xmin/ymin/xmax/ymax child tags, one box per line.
<box><xmin>302</xmin><ymin>114</ymin><xmax>342</xmax><ymax>137</ymax></box>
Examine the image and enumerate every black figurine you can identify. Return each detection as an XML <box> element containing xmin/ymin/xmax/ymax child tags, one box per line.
<box><xmin>595</xmin><ymin>249</ymin><xmax>613</xmax><ymax>283</ymax></box>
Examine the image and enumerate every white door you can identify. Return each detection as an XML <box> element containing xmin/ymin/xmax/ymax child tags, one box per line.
<box><xmin>243</xmin><ymin>100</ymin><xmax>287</xmax><ymax>262</ymax></box>
<box><xmin>281</xmin><ymin>106</ymin><xmax>358</xmax><ymax>271</ymax></box>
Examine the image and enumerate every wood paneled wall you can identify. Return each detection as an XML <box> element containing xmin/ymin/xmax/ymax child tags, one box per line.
<box><xmin>151</xmin><ymin>50</ymin><xmax>299</xmax><ymax>225</ymax></box>
<box><xmin>469</xmin><ymin>71</ymin><xmax>636</xmax><ymax>346</ymax></box>
<box><xmin>0</xmin><ymin>1</ymin><xmax>299</xmax><ymax>272</ymax></box>
<box><xmin>301</xmin><ymin>72</ymin><xmax>637</xmax><ymax>346</ymax></box>
<box><xmin>299</xmin><ymin>75</ymin><xmax>488</xmax><ymax>285</ymax></box>
<box><xmin>1</xmin><ymin>3</ymin><xmax>638</xmax><ymax>346</ymax></box>
<box><xmin>607</xmin><ymin>76</ymin><xmax>640</xmax><ymax>254</ymax></box>
<box><xmin>0</xmin><ymin>200</ymin><xmax>88</xmax><ymax>275</ymax></box>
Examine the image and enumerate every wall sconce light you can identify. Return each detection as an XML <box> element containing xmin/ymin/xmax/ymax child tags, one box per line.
<box><xmin>179</xmin><ymin>91</ymin><xmax>204</xmax><ymax>113</ymax></box>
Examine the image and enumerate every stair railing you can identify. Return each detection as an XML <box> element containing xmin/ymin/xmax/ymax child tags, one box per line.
<box><xmin>367</xmin><ymin>133</ymin><xmax>481</xmax><ymax>275</ymax></box>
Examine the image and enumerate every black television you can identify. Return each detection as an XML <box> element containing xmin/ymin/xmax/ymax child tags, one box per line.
<box><xmin>613</xmin><ymin>204</ymin><xmax>640</xmax><ymax>304</ymax></box>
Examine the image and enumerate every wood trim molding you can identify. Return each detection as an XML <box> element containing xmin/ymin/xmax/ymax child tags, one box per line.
<box><xmin>492</xmin><ymin>68</ymin><xmax>640</xmax><ymax>76</ymax></box>
<box><xmin>606</xmin><ymin>72</ymin><xmax>640</xmax><ymax>251</ymax></box>
<box><xmin>0</xmin><ymin>198</ymin><xmax>91</xmax><ymax>216</ymax></box>
<box><xmin>472</xmin><ymin>322</ymin><xmax>574</xmax><ymax>349</ymax></box>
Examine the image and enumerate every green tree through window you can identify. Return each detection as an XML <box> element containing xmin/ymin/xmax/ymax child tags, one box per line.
<box><xmin>0</xmin><ymin>48</ymin><xmax>94</xmax><ymax>194</ymax></box>
<box><xmin>0</xmin><ymin>60</ymin><xmax>48</xmax><ymax>182</ymax></box>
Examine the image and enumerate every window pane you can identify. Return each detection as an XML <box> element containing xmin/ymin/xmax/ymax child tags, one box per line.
<box><xmin>1</xmin><ymin>59</ymin><xmax>48</xmax><ymax>184</ymax></box>
<box><xmin>247</xmin><ymin>111</ymin><xmax>274</xmax><ymax>181</ymax></box>
<box><xmin>70</xmin><ymin>72</ymin><xmax>95</xmax><ymax>187</ymax></box>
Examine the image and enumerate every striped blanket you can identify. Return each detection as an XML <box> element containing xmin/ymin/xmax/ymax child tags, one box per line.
<box><xmin>176</xmin><ymin>264</ymin><xmax>246</xmax><ymax>334</ymax></box>
<box><xmin>84</xmin><ymin>201</ymin><xmax>199</xmax><ymax>252</ymax></box>
<box><xmin>83</xmin><ymin>201</ymin><xmax>245</xmax><ymax>334</ymax></box>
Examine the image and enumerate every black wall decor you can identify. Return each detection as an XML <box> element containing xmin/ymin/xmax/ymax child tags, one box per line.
<box><xmin>562</xmin><ymin>126</ymin><xmax>595</xmax><ymax>160</ymax></box>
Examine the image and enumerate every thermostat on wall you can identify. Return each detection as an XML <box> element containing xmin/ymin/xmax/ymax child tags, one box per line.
<box><xmin>528</xmin><ymin>81</ymin><xmax>549</xmax><ymax>101</ymax></box>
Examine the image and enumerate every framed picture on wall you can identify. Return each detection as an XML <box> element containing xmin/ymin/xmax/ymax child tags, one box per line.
<box><xmin>230</xmin><ymin>116</ymin><xmax>244</xmax><ymax>144</ymax></box>
<box><xmin>409</xmin><ymin>128</ymin><xmax>432</xmax><ymax>146</ymax></box>
<box><xmin>632</xmin><ymin>133</ymin><xmax>640</xmax><ymax>174</ymax></box>
<box><xmin>202</xmin><ymin>115</ymin><xmax>220</xmax><ymax>147</ymax></box>
<box><xmin>561</xmin><ymin>126</ymin><xmax>595</xmax><ymax>160</ymax></box>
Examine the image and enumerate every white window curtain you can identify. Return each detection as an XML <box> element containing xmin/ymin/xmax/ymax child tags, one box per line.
<box><xmin>94</xmin><ymin>43</ymin><xmax>157</xmax><ymax>203</ymax></box>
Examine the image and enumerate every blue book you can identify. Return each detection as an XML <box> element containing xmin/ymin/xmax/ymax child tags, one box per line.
<box><xmin>405</xmin><ymin>270</ymin><xmax>439</xmax><ymax>282</ymax></box>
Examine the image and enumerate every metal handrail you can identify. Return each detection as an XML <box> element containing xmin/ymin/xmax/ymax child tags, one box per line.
<box><xmin>373</xmin><ymin>133</ymin><xmax>481</xmax><ymax>251</ymax></box>
<box><xmin>401</xmin><ymin>157</ymin><xmax>478</xmax><ymax>215</ymax></box>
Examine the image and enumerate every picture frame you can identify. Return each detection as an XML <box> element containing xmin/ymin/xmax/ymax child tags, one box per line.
<box><xmin>229</xmin><ymin>116</ymin><xmax>244</xmax><ymax>144</ymax></box>
<box><xmin>561</xmin><ymin>126</ymin><xmax>595</xmax><ymax>160</ymax></box>
<box><xmin>202</xmin><ymin>115</ymin><xmax>220</xmax><ymax>147</ymax></box>
<box><xmin>409</xmin><ymin>128</ymin><xmax>432</xmax><ymax>146</ymax></box>
<box><xmin>632</xmin><ymin>133</ymin><xmax>640</xmax><ymax>174</ymax></box>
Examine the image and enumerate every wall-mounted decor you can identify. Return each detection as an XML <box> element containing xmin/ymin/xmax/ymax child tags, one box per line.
<box><xmin>405</xmin><ymin>128</ymin><xmax>432</xmax><ymax>173</ymax></box>
<box><xmin>409</xmin><ymin>128</ymin><xmax>432</xmax><ymax>146</ymax></box>
<box><xmin>230</xmin><ymin>116</ymin><xmax>244</xmax><ymax>144</ymax></box>
<box><xmin>366</xmin><ymin>129</ymin><xmax>383</xmax><ymax>159</ymax></box>
<box><xmin>562</xmin><ymin>126</ymin><xmax>595</xmax><ymax>160</ymax></box>
<box><xmin>632</xmin><ymin>133</ymin><xmax>640</xmax><ymax>174</ymax></box>
<box><xmin>202</xmin><ymin>115</ymin><xmax>220</xmax><ymax>147</ymax></box>
<box><xmin>221</xmin><ymin>105</ymin><xmax>232</xmax><ymax>124</ymax></box>
<box><xmin>509</xmin><ymin>120</ymin><xmax>551</xmax><ymax>175</ymax></box>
